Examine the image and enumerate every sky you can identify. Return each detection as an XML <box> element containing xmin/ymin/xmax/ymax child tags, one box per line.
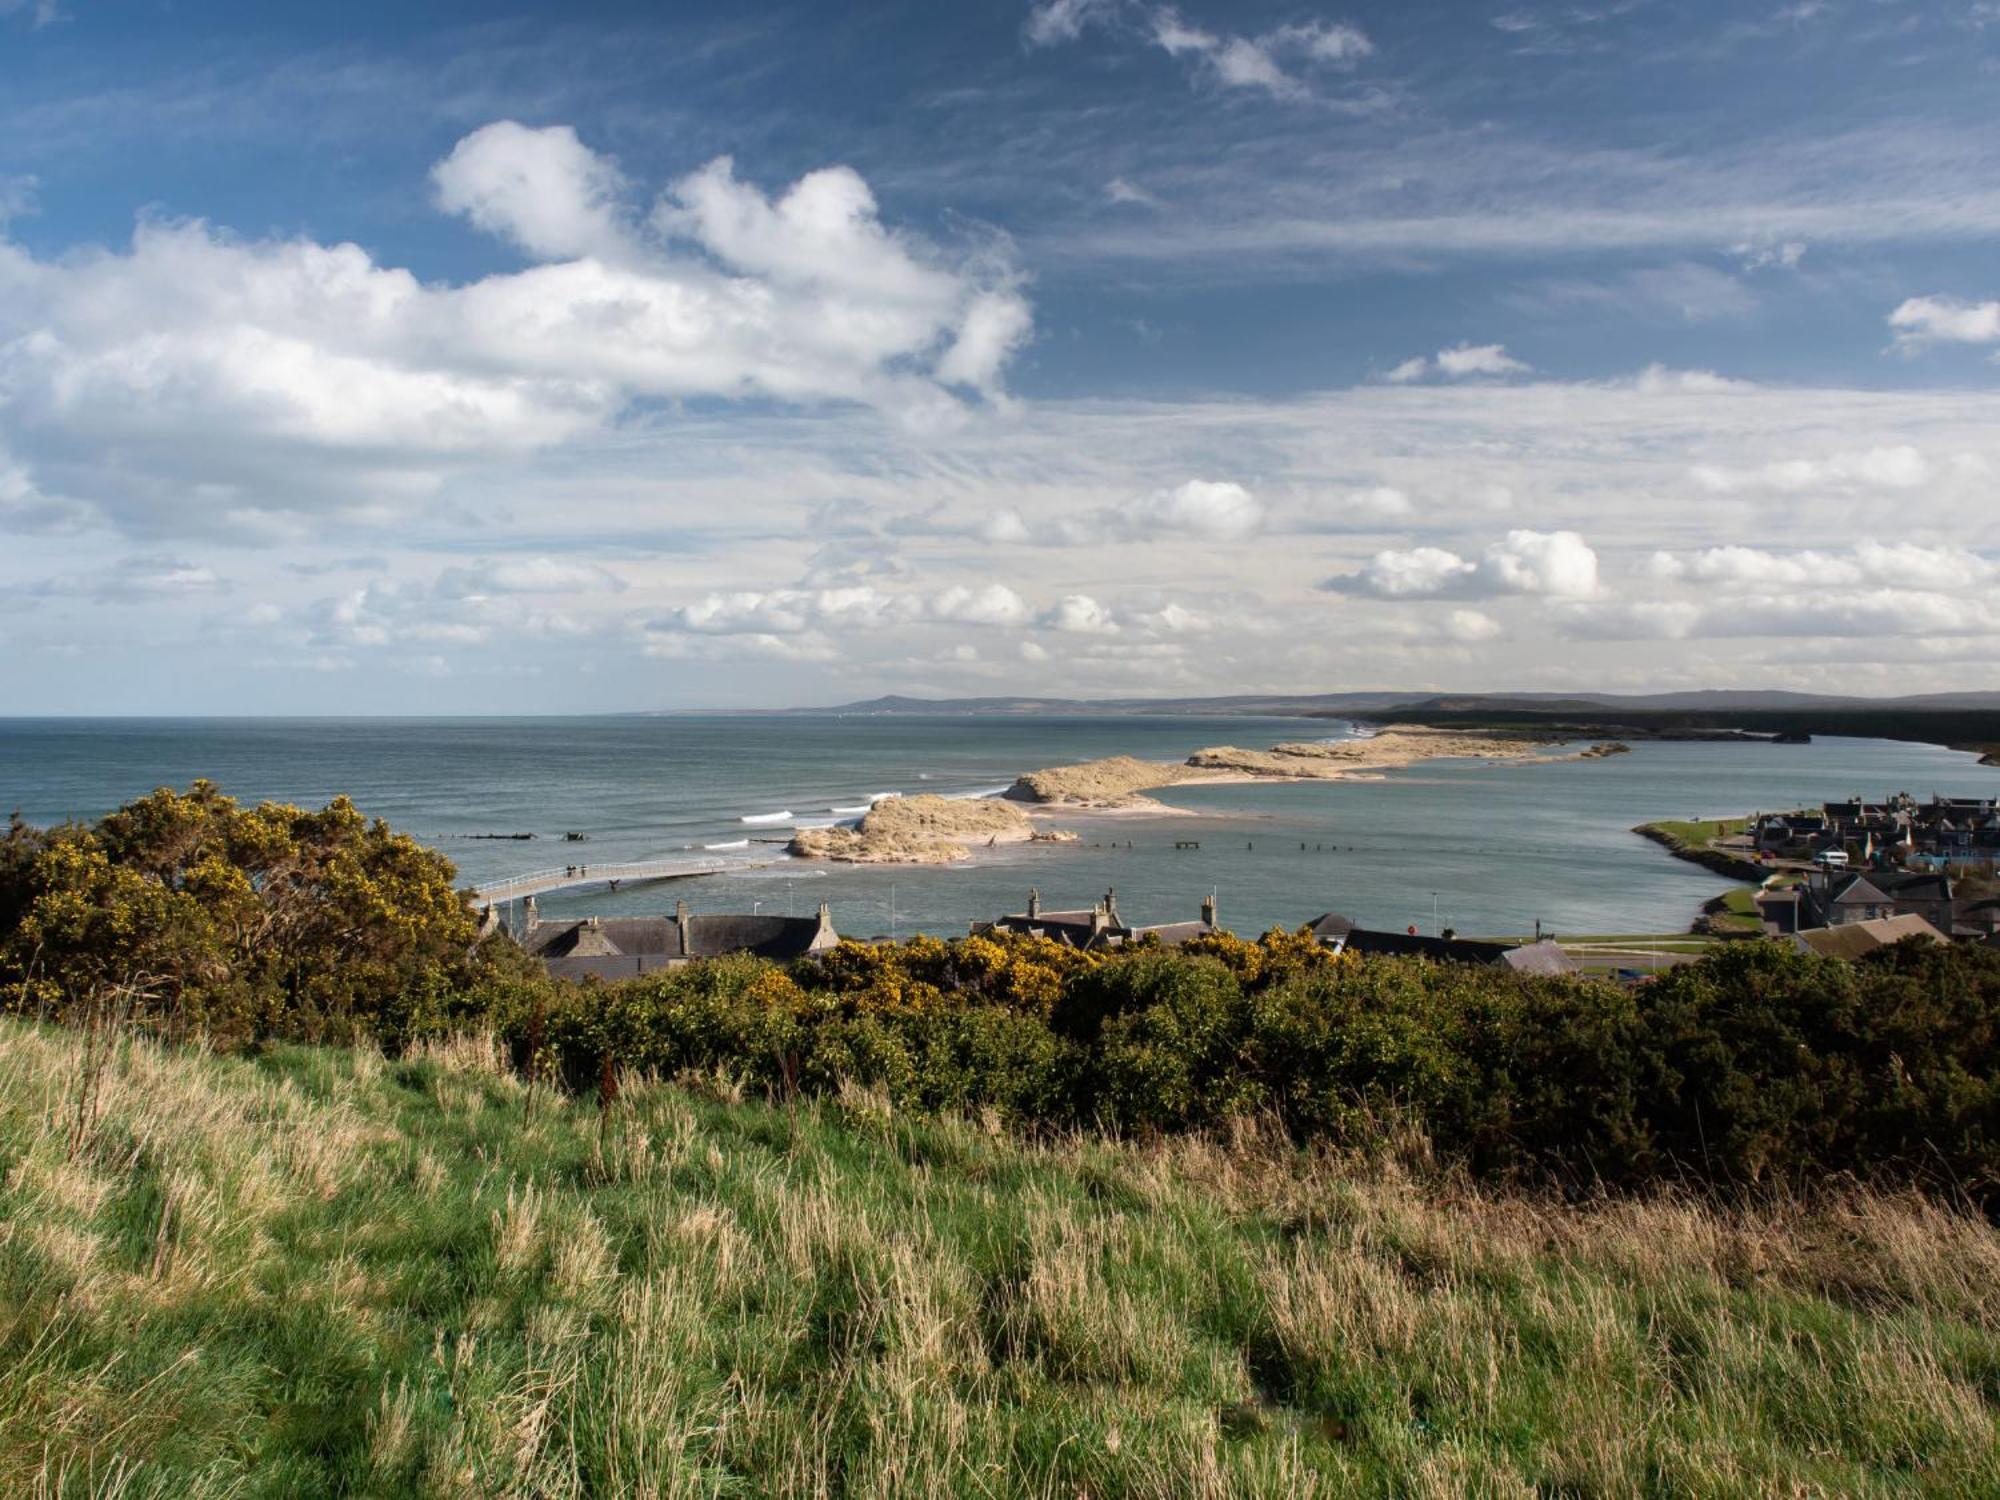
<box><xmin>1</xmin><ymin>0</ymin><xmax>1998</xmax><ymax>714</ymax></box>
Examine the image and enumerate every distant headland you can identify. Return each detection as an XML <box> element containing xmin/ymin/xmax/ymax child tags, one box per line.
<box><xmin>658</xmin><ymin>689</ymin><xmax>2000</xmax><ymax>766</ymax></box>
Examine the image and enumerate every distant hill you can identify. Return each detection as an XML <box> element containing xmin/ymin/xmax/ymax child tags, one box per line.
<box><xmin>750</xmin><ymin>689</ymin><xmax>2000</xmax><ymax>717</ymax></box>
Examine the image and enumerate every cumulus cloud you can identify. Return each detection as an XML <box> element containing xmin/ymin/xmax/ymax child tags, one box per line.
<box><xmin>1645</xmin><ymin>542</ymin><xmax>1994</xmax><ymax>592</ymax></box>
<box><xmin>1324</xmin><ymin>529</ymin><xmax>1599</xmax><ymax>600</ymax></box>
<box><xmin>1689</xmin><ymin>446</ymin><xmax>1931</xmax><ymax>493</ymax></box>
<box><xmin>654</xmin><ymin>583</ymin><xmax>1030</xmax><ymax>638</ymax></box>
<box><xmin>1889</xmin><ymin>295</ymin><xmax>2000</xmax><ymax>349</ymax></box>
<box><xmin>1040</xmin><ymin>594</ymin><xmax>1120</xmax><ymax>633</ymax></box>
<box><xmin>1384</xmin><ymin>343</ymin><xmax>1531</xmax><ymax>382</ymax></box>
<box><xmin>0</xmin><ymin>122</ymin><xmax>1032</xmax><ymax>537</ymax></box>
<box><xmin>432</xmin><ymin>122</ymin><xmax>629</xmax><ymax>261</ymax></box>
<box><xmin>1443</xmin><ymin>608</ymin><xmax>1502</xmax><ymax>642</ymax></box>
<box><xmin>1110</xmin><ymin>478</ymin><xmax>1263</xmax><ymax>540</ymax></box>
<box><xmin>976</xmin><ymin>478</ymin><xmax>1264</xmax><ymax>546</ymax></box>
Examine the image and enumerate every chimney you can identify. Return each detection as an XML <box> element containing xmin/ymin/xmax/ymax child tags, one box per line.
<box><xmin>1200</xmin><ymin>892</ymin><xmax>1218</xmax><ymax>929</ymax></box>
<box><xmin>523</xmin><ymin>894</ymin><xmax>538</xmax><ymax>929</ymax></box>
<box><xmin>813</xmin><ymin>901</ymin><xmax>837</xmax><ymax>948</ymax></box>
<box><xmin>1026</xmin><ymin>886</ymin><xmax>1041</xmax><ymax>920</ymax></box>
<box><xmin>675</xmin><ymin>899</ymin><xmax>691</xmax><ymax>958</ymax></box>
<box><xmin>1103</xmin><ymin>887</ymin><xmax>1121</xmax><ymax>927</ymax></box>
<box><xmin>1089</xmin><ymin>901</ymin><xmax>1109</xmax><ymax>935</ymax></box>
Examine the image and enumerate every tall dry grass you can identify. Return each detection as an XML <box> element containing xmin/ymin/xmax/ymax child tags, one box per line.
<box><xmin>1</xmin><ymin>1017</ymin><xmax>1994</xmax><ymax>1497</ymax></box>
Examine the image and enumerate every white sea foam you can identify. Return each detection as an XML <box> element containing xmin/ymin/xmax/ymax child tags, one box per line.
<box><xmin>867</xmin><ymin>791</ymin><xmax>902</xmax><ymax>803</ymax></box>
<box><xmin>704</xmin><ymin>837</ymin><xmax>750</xmax><ymax>849</ymax></box>
<box><xmin>829</xmin><ymin>804</ymin><xmax>872</xmax><ymax>815</ymax></box>
<box><xmin>945</xmin><ymin>785</ymin><xmax>1010</xmax><ymax>800</ymax></box>
<box><xmin>740</xmin><ymin>810</ymin><xmax>795</xmax><ymax>825</ymax></box>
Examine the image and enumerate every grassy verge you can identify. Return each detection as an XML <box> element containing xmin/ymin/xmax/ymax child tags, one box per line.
<box><xmin>1634</xmin><ymin>818</ymin><xmax>1767</xmax><ymax>884</ymax></box>
<box><xmin>1643</xmin><ymin>816</ymin><xmax>1753</xmax><ymax>849</ymax></box>
<box><xmin>3</xmin><ymin>1018</ymin><xmax>1997</xmax><ymax>1497</ymax></box>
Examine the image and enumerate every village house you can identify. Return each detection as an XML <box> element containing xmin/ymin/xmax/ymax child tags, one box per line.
<box><xmin>1304</xmin><ymin>913</ymin><xmax>1577</xmax><ymax>974</ymax></box>
<box><xmin>1791</xmin><ymin>914</ymin><xmax>1949</xmax><ymax>960</ymax></box>
<box><xmin>1757</xmin><ymin>793</ymin><xmax>2000</xmax><ymax>869</ymax></box>
<box><xmin>522</xmin><ymin>897</ymin><xmax>839</xmax><ymax>981</ymax></box>
<box><xmin>975</xmin><ymin>887</ymin><xmax>1221</xmax><ymax>951</ymax></box>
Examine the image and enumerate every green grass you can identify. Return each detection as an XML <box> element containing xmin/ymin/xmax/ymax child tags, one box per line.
<box><xmin>3</xmin><ymin>1018</ymin><xmax>1997</xmax><ymax>1498</ymax></box>
<box><xmin>1643</xmin><ymin>816</ymin><xmax>1753</xmax><ymax>852</ymax></box>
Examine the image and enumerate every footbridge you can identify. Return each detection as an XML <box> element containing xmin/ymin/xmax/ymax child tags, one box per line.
<box><xmin>471</xmin><ymin>857</ymin><xmax>741</xmax><ymax>907</ymax></box>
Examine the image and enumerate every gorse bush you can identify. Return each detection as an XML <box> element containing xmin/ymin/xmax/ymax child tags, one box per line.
<box><xmin>1</xmin><ymin>781</ymin><xmax>497</xmax><ymax>1047</ymax></box>
<box><xmin>507</xmin><ymin>928</ymin><xmax>2000</xmax><ymax>1206</ymax></box>
<box><xmin>4</xmin><ymin>783</ymin><xmax>1998</xmax><ymax>1205</ymax></box>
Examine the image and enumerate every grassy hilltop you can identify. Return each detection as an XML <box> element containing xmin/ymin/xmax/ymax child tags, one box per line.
<box><xmin>4</xmin><ymin>782</ymin><xmax>1999</xmax><ymax>1495</ymax></box>
<box><xmin>5</xmin><ymin>1018</ymin><xmax>1999</xmax><ymax>1498</ymax></box>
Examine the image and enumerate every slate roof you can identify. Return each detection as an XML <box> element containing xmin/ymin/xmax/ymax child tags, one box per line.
<box><xmin>527</xmin><ymin>905</ymin><xmax>838</xmax><ymax>982</ymax></box>
<box><xmin>1792</xmin><ymin>915</ymin><xmax>1948</xmax><ymax>960</ymax></box>
<box><xmin>1304</xmin><ymin>914</ymin><xmax>1576</xmax><ymax>974</ymax></box>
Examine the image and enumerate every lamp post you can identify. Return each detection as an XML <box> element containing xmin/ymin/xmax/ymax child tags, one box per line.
<box><xmin>1432</xmin><ymin>890</ymin><xmax>1440</xmax><ymax>936</ymax></box>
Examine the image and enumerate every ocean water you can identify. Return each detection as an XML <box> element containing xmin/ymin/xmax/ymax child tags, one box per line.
<box><xmin>1</xmin><ymin>715</ymin><xmax>1993</xmax><ymax>940</ymax></box>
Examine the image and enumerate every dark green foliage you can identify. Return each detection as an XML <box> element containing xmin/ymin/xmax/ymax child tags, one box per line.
<box><xmin>0</xmin><ymin>782</ymin><xmax>495</xmax><ymax>1048</ymax></box>
<box><xmin>508</xmin><ymin>933</ymin><xmax>2000</xmax><ymax>1208</ymax></box>
<box><xmin>3</xmin><ymin>782</ymin><xmax>1996</xmax><ymax>1205</ymax></box>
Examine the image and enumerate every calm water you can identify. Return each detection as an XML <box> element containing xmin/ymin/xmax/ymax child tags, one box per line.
<box><xmin>1</xmin><ymin>715</ymin><xmax>1993</xmax><ymax>939</ymax></box>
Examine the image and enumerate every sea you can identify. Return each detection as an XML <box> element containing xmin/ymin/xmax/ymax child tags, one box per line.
<box><xmin>1</xmin><ymin>715</ymin><xmax>1993</xmax><ymax>940</ymax></box>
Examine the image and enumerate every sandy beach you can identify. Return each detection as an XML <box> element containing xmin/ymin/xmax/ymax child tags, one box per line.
<box><xmin>1002</xmin><ymin>726</ymin><xmax>1599</xmax><ymax>811</ymax></box>
<box><xmin>783</xmin><ymin>726</ymin><xmax>1618</xmax><ymax>862</ymax></box>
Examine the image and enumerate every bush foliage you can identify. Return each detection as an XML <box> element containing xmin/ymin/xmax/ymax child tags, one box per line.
<box><xmin>1</xmin><ymin>781</ymin><xmax>495</xmax><ymax>1047</ymax></box>
<box><xmin>4</xmin><ymin>783</ymin><xmax>1997</xmax><ymax>1205</ymax></box>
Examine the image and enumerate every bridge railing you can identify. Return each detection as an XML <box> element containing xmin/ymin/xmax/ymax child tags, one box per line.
<box><xmin>471</xmin><ymin>857</ymin><xmax>736</xmax><ymax>905</ymax></box>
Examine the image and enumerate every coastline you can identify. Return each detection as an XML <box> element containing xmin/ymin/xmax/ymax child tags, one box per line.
<box><xmin>999</xmin><ymin>726</ymin><xmax>1609</xmax><ymax>814</ymax></box>
<box><xmin>789</xmin><ymin>724</ymin><xmax>1615</xmax><ymax>864</ymax></box>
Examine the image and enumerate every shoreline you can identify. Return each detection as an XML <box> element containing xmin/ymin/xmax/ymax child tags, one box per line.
<box><xmin>789</xmin><ymin>724</ymin><xmax>1615</xmax><ymax>864</ymax></box>
<box><xmin>999</xmin><ymin>726</ymin><xmax>1614</xmax><ymax>815</ymax></box>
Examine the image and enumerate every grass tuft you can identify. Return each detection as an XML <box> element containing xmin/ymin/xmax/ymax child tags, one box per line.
<box><xmin>1</xmin><ymin>1017</ymin><xmax>1995</xmax><ymax>1496</ymax></box>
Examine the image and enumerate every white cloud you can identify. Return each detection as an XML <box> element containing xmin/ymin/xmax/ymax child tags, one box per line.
<box><xmin>1040</xmin><ymin>594</ymin><xmax>1120</xmax><ymax>633</ymax></box>
<box><xmin>1646</xmin><ymin>542</ymin><xmax>1994</xmax><ymax>592</ymax></box>
<box><xmin>1889</xmin><ymin>295</ymin><xmax>2000</xmax><ymax>348</ymax></box>
<box><xmin>1023</xmin><ymin>0</ymin><xmax>1117</xmax><ymax>46</ymax></box>
<box><xmin>1734</xmin><ymin>240</ymin><xmax>1807</xmax><ymax>273</ymax></box>
<box><xmin>1110</xmin><ymin>478</ymin><xmax>1263</xmax><ymax>541</ymax></box>
<box><xmin>1327</xmin><ymin>529</ymin><xmax>1598</xmax><ymax>599</ymax></box>
<box><xmin>1346</xmin><ymin>486</ymin><xmax>1413</xmax><ymax>519</ymax></box>
<box><xmin>1443</xmin><ymin>608</ymin><xmax>1502</xmax><ymax>643</ymax></box>
<box><xmin>1629</xmin><ymin>364</ymin><xmax>1756</xmax><ymax>395</ymax></box>
<box><xmin>1035</xmin><ymin>3</ymin><xmax>1372</xmax><ymax>99</ymax></box>
<box><xmin>1437</xmin><ymin>343</ymin><xmax>1532</xmax><ymax>379</ymax></box>
<box><xmin>656</xmin><ymin>583</ymin><xmax>1030</xmax><ymax>637</ymax></box>
<box><xmin>432</xmin><ymin>121</ymin><xmax>630</xmax><ymax>262</ymax></box>
<box><xmin>1385</xmin><ymin>343</ymin><xmax>1531</xmax><ymax>383</ymax></box>
<box><xmin>0</xmin><ymin>123</ymin><xmax>1031</xmax><ymax>537</ymax></box>
<box><xmin>977</xmin><ymin>477</ymin><xmax>1264</xmax><ymax>546</ymax></box>
<box><xmin>1690</xmin><ymin>446</ymin><xmax>1931</xmax><ymax>493</ymax></box>
<box><xmin>930</xmin><ymin>583</ymin><xmax>1031</xmax><ymax>626</ymax></box>
<box><xmin>435</xmin><ymin>557</ymin><xmax>626</xmax><ymax>597</ymax></box>
<box><xmin>936</xmin><ymin>288</ymin><xmax>1035</xmax><ymax>395</ymax></box>
<box><xmin>1558</xmin><ymin>591</ymin><xmax>1999</xmax><ymax>642</ymax></box>
<box><xmin>1103</xmin><ymin>177</ymin><xmax>1160</xmax><ymax>207</ymax></box>
<box><xmin>1335</xmin><ymin>545</ymin><xmax>1474</xmax><ymax>598</ymax></box>
<box><xmin>33</xmin><ymin>554</ymin><xmax>224</xmax><ymax>602</ymax></box>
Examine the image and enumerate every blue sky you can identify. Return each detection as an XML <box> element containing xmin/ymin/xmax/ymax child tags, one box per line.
<box><xmin>2</xmin><ymin>0</ymin><xmax>1998</xmax><ymax>711</ymax></box>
